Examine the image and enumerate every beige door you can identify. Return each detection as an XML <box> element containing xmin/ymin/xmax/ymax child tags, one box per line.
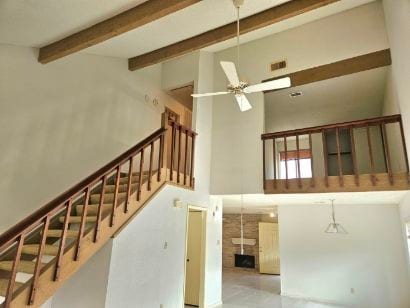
<box><xmin>259</xmin><ymin>222</ymin><xmax>280</xmax><ymax>274</ymax></box>
<box><xmin>185</xmin><ymin>211</ymin><xmax>203</xmax><ymax>306</ymax></box>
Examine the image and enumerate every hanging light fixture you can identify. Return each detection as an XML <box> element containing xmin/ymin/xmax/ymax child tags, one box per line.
<box><xmin>325</xmin><ymin>199</ymin><xmax>347</xmax><ymax>234</ymax></box>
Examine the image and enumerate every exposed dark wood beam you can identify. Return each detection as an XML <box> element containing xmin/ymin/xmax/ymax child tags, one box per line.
<box><xmin>263</xmin><ymin>49</ymin><xmax>391</xmax><ymax>92</ymax></box>
<box><xmin>38</xmin><ymin>0</ymin><xmax>201</xmax><ymax>64</ymax></box>
<box><xmin>128</xmin><ymin>0</ymin><xmax>340</xmax><ymax>71</ymax></box>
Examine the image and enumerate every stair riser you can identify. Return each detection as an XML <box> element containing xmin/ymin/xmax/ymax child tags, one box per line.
<box><xmin>76</xmin><ymin>205</ymin><xmax>113</xmax><ymax>216</ymax></box>
<box><xmin>89</xmin><ymin>193</ymin><xmax>126</xmax><ymax>205</ymax></box>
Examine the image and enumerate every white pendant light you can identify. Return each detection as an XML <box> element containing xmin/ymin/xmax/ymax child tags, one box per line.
<box><xmin>325</xmin><ymin>199</ymin><xmax>347</xmax><ymax>234</ymax></box>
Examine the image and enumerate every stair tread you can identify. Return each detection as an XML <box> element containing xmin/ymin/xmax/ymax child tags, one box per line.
<box><xmin>76</xmin><ymin>204</ymin><xmax>113</xmax><ymax>216</ymax></box>
<box><xmin>0</xmin><ymin>260</ymin><xmax>40</xmax><ymax>274</ymax></box>
<box><xmin>22</xmin><ymin>244</ymin><xmax>59</xmax><ymax>256</ymax></box>
<box><xmin>0</xmin><ymin>279</ymin><xmax>23</xmax><ymax>297</ymax></box>
<box><xmin>58</xmin><ymin>216</ymin><xmax>97</xmax><ymax>224</ymax></box>
<box><xmin>47</xmin><ymin>229</ymin><xmax>79</xmax><ymax>238</ymax></box>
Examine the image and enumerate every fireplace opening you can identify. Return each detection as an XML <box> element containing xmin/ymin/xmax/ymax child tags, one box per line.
<box><xmin>234</xmin><ymin>254</ymin><xmax>255</xmax><ymax>269</ymax></box>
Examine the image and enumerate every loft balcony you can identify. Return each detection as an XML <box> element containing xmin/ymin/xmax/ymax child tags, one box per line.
<box><xmin>261</xmin><ymin>114</ymin><xmax>410</xmax><ymax>194</ymax></box>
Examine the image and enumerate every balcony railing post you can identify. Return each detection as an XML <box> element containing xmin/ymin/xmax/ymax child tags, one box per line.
<box><xmin>335</xmin><ymin>127</ymin><xmax>344</xmax><ymax>187</ymax></box>
<box><xmin>272</xmin><ymin>138</ymin><xmax>277</xmax><ymax>189</ymax></box>
<box><xmin>170</xmin><ymin>122</ymin><xmax>176</xmax><ymax>181</ymax></box>
<box><xmin>322</xmin><ymin>129</ymin><xmax>329</xmax><ymax>187</ymax></box>
<box><xmin>381</xmin><ymin>123</ymin><xmax>393</xmax><ymax>185</ymax></box>
<box><xmin>177</xmin><ymin>127</ymin><xmax>182</xmax><ymax>183</ymax></box>
<box><xmin>349</xmin><ymin>127</ymin><xmax>359</xmax><ymax>186</ymax></box>
<box><xmin>190</xmin><ymin>134</ymin><xmax>196</xmax><ymax>188</ymax></box>
<box><xmin>148</xmin><ymin>142</ymin><xmax>154</xmax><ymax>191</ymax></box>
<box><xmin>399</xmin><ymin>118</ymin><xmax>410</xmax><ymax>183</ymax></box>
<box><xmin>366</xmin><ymin>125</ymin><xmax>376</xmax><ymax>185</ymax></box>
<box><xmin>158</xmin><ymin>134</ymin><xmax>164</xmax><ymax>182</ymax></box>
<box><xmin>309</xmin><ymin>133</ymin><xmax>315</xmax><ymax>187</ymax></box>
<box><xmin>284</xmin><ymin>136</ymin><xmax>288</xmax><ymax>189</ymax></box>
<box><xmin>296</xmin><ymin>134</ymin><xmax>302</xmax><ymax>188</ymax></box>
<box><xmin>263</xmin><ymin>139</ymin><xmax>266</xmax><ymax>190</ymax></box>
<box><xmin>184</xmin><ymin>130</ymin><xmax>189</xmax><ymax>185</ymax></box>
<box><xmin>137</xmin><ymin>148</ymin><xmax>145</xmax><ymax>201</ymax></box>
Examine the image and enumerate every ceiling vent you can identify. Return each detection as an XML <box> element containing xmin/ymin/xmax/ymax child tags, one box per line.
<box><xmin>270</xmin><ymin>59</ymin><xmax>287</xmax><ymax>72</ymax></box>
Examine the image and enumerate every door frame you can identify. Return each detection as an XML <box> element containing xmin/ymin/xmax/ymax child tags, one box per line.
<box><xmin>183</xmin><ymin>205</ymin><xmax>207</xmax><ymax>308</ymax></box>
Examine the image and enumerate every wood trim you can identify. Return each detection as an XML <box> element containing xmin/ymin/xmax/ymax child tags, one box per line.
<box><xmin>263</xmin><ymin>49</ymin><xmax>391</xmax><ymax>91</ymax></box>
<box><xmin>261</xmin><ymin>114</ymin><xmax>401</xmax><ymax>139</ymax></box>
<box><xmin>38</xmin><ymin>0</ymin><xmax>200</xmax><ymax>63</ymax></box>
<box><xmin>264</xmin><ymin>172</ymin><xmax>410</xmax><ymax>194</ymax></box>
<box><xmin>128</xmin><ymin>0</ymin><xmax>340</xmax><ymax>70</ymax></box>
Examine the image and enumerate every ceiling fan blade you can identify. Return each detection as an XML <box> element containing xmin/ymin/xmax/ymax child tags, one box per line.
<box><xmin>191</xmin><ymin>91</ymin><xmax>230</xmax><ymax>98</ymax></box>
<box><xmin>220</xmin><ymin>61</ymin><xmax>240</xmax><ymax>87</ymax></box>
<box><xmin>235</xmin><ymin>94</ymin><xmax>252</xmax><ymax>112</ymax></box>
<box><xmin>244</xmin><ymin>77</ymin><xmax>291</xmax><ymax>93</ymax></box>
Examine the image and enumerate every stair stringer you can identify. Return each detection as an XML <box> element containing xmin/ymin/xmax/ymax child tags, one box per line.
<box><xmin>10</xmin><ymin>167</ymin><xmax>192</xmax><ymax>307</ymax></box>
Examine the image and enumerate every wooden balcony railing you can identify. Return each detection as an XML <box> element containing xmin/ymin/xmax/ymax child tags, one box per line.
<box><xmin>261</xmin><ymin>114</ymin><xmax>410</xmax><ymax>193</ymax></box>
<box><xmin>0</xmin><ymin>113</ymin><xmax>196</xmax><ymax>307</ymax></box>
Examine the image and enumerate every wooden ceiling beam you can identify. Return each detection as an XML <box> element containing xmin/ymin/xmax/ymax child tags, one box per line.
<box><xmin>38</xmin><ymin>0</ymin><xmax>201</xmax><ymax>64</ymax></box>
<box><xmin>128</xmin><ymin>0</ymin><xmax>340</xmax><ymax>71</ymax></box>
<box><xmin>263</xmin><ymin>49</ymin><xmax>392</xmax><ymax>92</ymax></box>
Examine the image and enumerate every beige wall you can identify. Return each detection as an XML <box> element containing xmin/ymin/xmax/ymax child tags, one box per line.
<box><xmin>0</xmin><ymin>44</ymin><xmax>185</xmax><ymax>232</ymax></box>
<box><xmin>222</xmin><ymin>213</ymin><xmax>277</xmax><ymax>271</ymax></box>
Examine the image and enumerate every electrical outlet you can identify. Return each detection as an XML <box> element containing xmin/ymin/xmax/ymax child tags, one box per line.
<box><xmin>350</xmin><ymin>288</ymin><xmax>355</xmax><ymax>294</ymax></box>
<box><xmin>164</xmin><ymin>242</ymin><xmax>168</xmax><ymax>249</ymax></box>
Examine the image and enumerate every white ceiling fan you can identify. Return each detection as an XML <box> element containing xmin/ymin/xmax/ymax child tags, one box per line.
<box><xmin>191</xmin><ymin>0</ymin><xmax>291</xmax><ymax>112</ymax></box>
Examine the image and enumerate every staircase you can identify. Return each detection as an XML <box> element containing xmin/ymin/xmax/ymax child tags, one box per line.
<box><xmin>0</xmin><ymin>115</ymin><xmax>197</xmax><ymax>307</ymax></box>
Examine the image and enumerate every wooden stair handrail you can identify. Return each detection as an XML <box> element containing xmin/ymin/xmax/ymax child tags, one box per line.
<box><xmin>0</xmin><ymin>128</ymin><xmax>166</xmax><ymax>250</ymax></box>
<box><xmin>261</xmin><ymin>114</ymin><xmax>401</xmax><ymax>139</ymax></box>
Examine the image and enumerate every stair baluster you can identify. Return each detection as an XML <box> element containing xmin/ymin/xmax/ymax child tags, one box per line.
<box><xmin>29</xmin><ymin>216</ymin><xmax>50</xmax><ymax>304</ymax></box>
<box><xmin>94</xmin><ymin>175</ymin><xmax>107</xmax><ymax>242</ymax></box>
<box><xmin>54</xmin><ymin>199</ymin><xmax>72</xmax><ymax>281</ymax></box>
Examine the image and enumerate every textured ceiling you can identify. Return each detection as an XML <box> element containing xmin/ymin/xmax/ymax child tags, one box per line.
<box><xmin>0</xmin><ymin>0</ymin><xmax>375</xmax><ymax>59</ymax></box>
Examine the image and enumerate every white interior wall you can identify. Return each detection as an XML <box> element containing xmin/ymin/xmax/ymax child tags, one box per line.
<box><xmin>0</xmin><ymin>43</ymin><xmax>181</xmax><ymax>232</ymax></box>
<box><xmin>211</xmin><ymin>2</ymin><xmax>389</xmax><ymax>194</ymax></box>
<box><xmin>278</xmin><ymin>203</ymin><xmax>410</xmax><ymax>308</ymax></box>
<box><xmin>0</xmin><ymin>44</ymin><xmax>221</xmax><ymax>307</ymax></box>
<box><xmin>50</xmin><ymin>241</ymin><xmax>113</xmax><ymax>308</ymax></box>
<box><xmin>382</xmin><ymin>0</ymin><xmax>410</xmax><ymax>278</ymax></box>
<box><xmin>103</xmin><ymin>51</ymin><xmax>222</xmax><ymax>308</ymax></box>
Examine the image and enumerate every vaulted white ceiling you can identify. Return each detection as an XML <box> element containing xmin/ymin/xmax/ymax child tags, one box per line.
<box><xmin>0</xmin><ymin>0</ymin><xmax>376</xmax><ymax>59</ymax></box>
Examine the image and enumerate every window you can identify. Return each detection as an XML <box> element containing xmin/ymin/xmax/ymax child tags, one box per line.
<box><xmin>279</xmin><ymin>149</ymin><xmax>312</xmax><ymax>179</ymax></box>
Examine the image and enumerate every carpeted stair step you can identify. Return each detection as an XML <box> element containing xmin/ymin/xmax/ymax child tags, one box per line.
<box><xmin>104</xmin><ymin>183</ymin><xmax>137</xmax><ymax>194</ymax></box>
<box><xmin>89</xmin><ymin>192</ymin><xmax>127</xmax><ymax>205</ymax></box>
<box><xmin>76</xmin><ymin>204</ymin><xmax>113</xmax><ymax>216</ymax></box>
<box><xmin>0</xmin><ymin>279</ymin><xmax>23</xmax><ymax>296</ymax></box>
<box><xmin>0</xmin><ymin>260</ymin><xmax>40</xmax><ymax>274</ymax></box>
<box><xmin>22</xmin><ymin>244</ymin><xmax>59</xmax><ymax>256</ymax></box>
<box><xmin>58</xmin><ymin>216</ymin><xmax>97</xmax><ymax>224</ymax></box>
<box><xmin>47</xmin><ymin>229</ymin><xmax>79</xmax><ymax>238</ymax></box>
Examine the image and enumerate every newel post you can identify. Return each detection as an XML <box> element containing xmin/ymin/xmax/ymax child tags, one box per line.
<box><xmin>160</xmin><ymin>112</ymin><xmax>168</xmax><ymax>181</ymax></box>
